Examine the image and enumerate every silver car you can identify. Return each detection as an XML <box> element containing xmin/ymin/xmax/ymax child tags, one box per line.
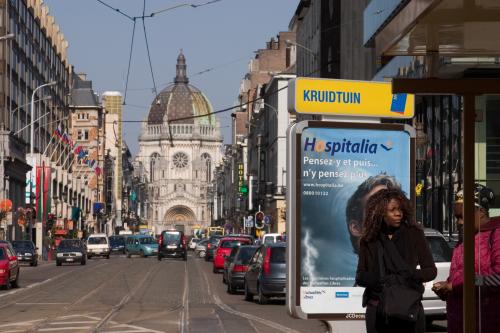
<box><xmin>422</xmin><ymin>228</ymin><xmax>453</xmax><ymax>327</ymax></box>
<box><xmin>195</xmin><ymin>238</ymin><xmax>209</xmax><ymax>258</ymax></box>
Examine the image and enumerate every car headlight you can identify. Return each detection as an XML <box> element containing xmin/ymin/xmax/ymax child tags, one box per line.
<box><xmin>26</xmin><ymin>253</ymin><xmax>32</xmax><ymax>256</ymax></box>
<box><xmin>75</xmin><ymin>252</ymin><xmax>82</xmax><ymax>256</ymax></box>
<box><xmin>56</xmin><ymin>253</ymin><xmax>64</xmax><ymax>257</ymax></box>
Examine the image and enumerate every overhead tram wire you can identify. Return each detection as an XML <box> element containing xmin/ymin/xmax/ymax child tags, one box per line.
<box><xmin>96</xmin><ymin>0</ymin><xmax>134</xmax><ymax>21</ymax></box>
<box><xmin>123</xmin><ymin>18</ymin><xmax>137</xmax><ymax>104</ymax></box>
<box><xmin>142</xmin><ymin>0</ymin><xmax>158</xmax><ymax>98</ymax></box>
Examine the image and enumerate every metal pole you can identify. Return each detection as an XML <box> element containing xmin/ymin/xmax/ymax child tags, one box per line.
<box><xmin>462</xmin><ymin>95</ymin><xmax>476</xmax><ymax>333</ymax></box>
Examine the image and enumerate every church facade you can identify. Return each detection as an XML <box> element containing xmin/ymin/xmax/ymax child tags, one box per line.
<box><xmin>136</xmin><ymin>52</ymin><xmax>223</xmax><ymax>235</ymax></box>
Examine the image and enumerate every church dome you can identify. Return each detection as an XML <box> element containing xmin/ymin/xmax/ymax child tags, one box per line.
<box><xmin>147</xmin><ymin>51</ymin><xmax>215</xmax><ymax>126</ymax></box>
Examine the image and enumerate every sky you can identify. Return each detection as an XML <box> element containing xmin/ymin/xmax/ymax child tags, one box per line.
<box><xmin>43</xmin><ymin>0</ymin><xmax>297</xmax><ymax>155</ymax></box>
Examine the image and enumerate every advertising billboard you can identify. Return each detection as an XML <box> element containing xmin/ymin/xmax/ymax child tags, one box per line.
<box><xmin>287</xmin><ymin>121</ymin><xmax>415</xmax><ymax>320</ymax></box>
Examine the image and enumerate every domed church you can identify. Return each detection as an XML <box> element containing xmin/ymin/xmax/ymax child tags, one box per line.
<box><xmin>137</xmin><ymin>51</ymin><xmax>223</xmax><ymax>235</ymax></box>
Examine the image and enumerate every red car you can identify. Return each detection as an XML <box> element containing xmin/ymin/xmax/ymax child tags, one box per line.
<box><xmin>0</xmin><ymin>243</ymin><xmax>20</xmax><ymax>289</ymax></box>
<box><xmin>213</xmin><ymin>237</ymin><xmax>252</xmax><ymax>273</ymax></box>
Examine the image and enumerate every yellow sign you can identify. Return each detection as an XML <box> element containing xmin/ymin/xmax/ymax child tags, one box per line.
<box><xmin>289</xmin><ymin>78</ymin><xmax>414</xmax><ymax>118</ymax></box>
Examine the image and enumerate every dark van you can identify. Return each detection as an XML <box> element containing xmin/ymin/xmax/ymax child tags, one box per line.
<box><xmin>158</xmin><ymin>229</ymin><xmax>187</xmax><ymax>261</ymax></box>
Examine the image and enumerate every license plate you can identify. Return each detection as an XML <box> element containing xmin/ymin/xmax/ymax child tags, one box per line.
<box><xmin>66</xmin><ymin>258</ymin><xmax>74</xmax><ymax>262</ymax></box>
<box><xmin>167</xmin><ymin>245</ymin><xmax>177</xmax><ymax>249</ymax></box>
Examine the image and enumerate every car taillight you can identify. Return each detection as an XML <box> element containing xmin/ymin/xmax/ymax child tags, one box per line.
<box><xmin>263</xmin><ymin>248</ymin><xmax>271</xmax><ymax>275</ymax></box>
<box><xmin>232</xmin><ymin>265</ymin><xmax>247</xmax><ymax>273</ymax></box>
<box><xmin>207</xmin><ymin>243</ymin><xmax>212</xmax><ymax>249</ymax></box>
<box><xmin>158</xmin><ymin>235</ymin><xmax>163</xmax><ymax>245</ymax></box>
<box><xmin>182</xmin><ymin>236</ymin><xmax>186</xmax><ymax>248</ymax></box>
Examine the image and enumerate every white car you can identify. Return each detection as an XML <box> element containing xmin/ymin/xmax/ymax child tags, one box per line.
<box><xmin>262</xmin><ymin>233</ymin><xmax>284</xmax><ymax>244</ymax></box>
<box><xmin>195</xmin><ymin>239</ymin><xmax>209</xmax><ymax>258</ymax></box>
<box><xmin>86</xmin><ymin>234</ymin><xmax>110</xmax><ymax>259</ymax></box>
<box><xmin>422</xmin><ymin>228</ymin><xmax>452</xmax><ymax>327</ymax></box>
<box><xmin>189</xmin><ymin>238</ymin><xmax>200</xmax><ymax>250</ymax></box>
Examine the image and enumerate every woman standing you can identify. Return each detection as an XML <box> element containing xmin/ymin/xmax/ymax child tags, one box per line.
<box><xmin>433</xmin><ymin>184</ymin><xmax>500</xmax><ymax>333</ymax></box>
<box><xmin>356</xmin><ymin>189</ymin><xmax>437</xmax><ymax>333</ymax></box>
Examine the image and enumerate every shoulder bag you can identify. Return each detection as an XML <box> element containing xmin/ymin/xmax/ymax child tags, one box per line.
<box><xmin>377</xmin><ymin>240</ymin><xmax>422</xmax><ymax>322</ymax></box>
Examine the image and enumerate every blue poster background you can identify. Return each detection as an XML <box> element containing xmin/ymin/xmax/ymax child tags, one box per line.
<box><xmin>300</xmin><ymin>127</ymin><xmax>410</xmax><ymax>287</ymax></box>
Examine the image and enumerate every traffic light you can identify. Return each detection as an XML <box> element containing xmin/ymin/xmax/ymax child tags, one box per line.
<box><xmin>255</xmin><ymin>211</ymin><xmax>265</xmax><ymax>230</ymax></box>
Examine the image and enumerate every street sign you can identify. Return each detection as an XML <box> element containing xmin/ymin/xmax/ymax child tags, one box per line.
<box><xmin>263</xmin><ymin>215</ymin><xmax>270</xmax><ymax>225</ymax></box>
<box><xmin>288</xmin><ymin>78</ymin><xmax>414</xmax><ymax>118</ymax></box>
<box><xmin>286</xmin><ymin>121</ymin><xmax>415</xmax><ymax>320</ymax></box>
<box><xmin>245</xmin><ymin>216</ymin><xmax>254</xmax><ymax>228</ymax></box>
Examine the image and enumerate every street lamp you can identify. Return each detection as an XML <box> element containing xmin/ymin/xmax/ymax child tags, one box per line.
<box><xmin>30</xmin><ymin>81</ymin><xmax>56</xmax><ymax>158</ymax></box>
<box><xmin>28</xmin><ymin>81</ymin><xmax>56</xmax><ymax>257</ymax></box>
<box><xmin>285</xmin><ymin>39</ymin><xmax>318</xmax><ymax>59</ymax></box>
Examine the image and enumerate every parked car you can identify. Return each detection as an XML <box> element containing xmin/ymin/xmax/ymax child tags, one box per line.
<box><xmin>86</xmin><ymin>233</ymin><xmax>110</xmax><ymax>259</ymax></box>
<box><xmin>244</xmin><ymin>242</ymin><xmax>286</xmax><ymax>304</ymax></box>
<box><xmin>195</xmin><ymin>238</ymin><xmax>209</xmax><ymax>258</ymax></box>
<box><xmin>226</xmin><ymin>245</ymin><xmax>259</xmax><ymax>294</ymax></box>
<box><xmin>262</xmin><ymin>233</ymin><xmax>284</xmax><ymax>244</ymax></box>
<box><xmin>422</xmin><ymin>228</ymin><xmax>452</xmax><ymax>327</ymax></box>
<box><xmin>0</xmin><ymin>243</ymin><xmax>20</xmax><ymax>289</ymax></box>
<box><xmin>189</xmin><ymin>237</ymin><xmax>200</xmax><ymax>250</ymax></box>
<box><xmin>11</xmin><ymin>240</ymin><xmax>38</xmax><ymax>266</ymax></box>
<box><xmin>109</xmin><ymin>235</ymin><xmax>126</xmax><ymax>254</ymax></box>
<box><xmin>0</xmin><ymin>240</ymin><xmax>16</xmax><ymax>257</ymax></box>
<box><xmin>126</xmin><ymin>235</ymin><xmax>158</xmax><ymax>257</ymax></box>
<box><xmin>56</xmin><ymin>239</ymin><xmax>87</xmax><ymax>266</ymax></box>
<box><xmin>205</xmin><ymin>235</ymin><xmax>223</xmax><ymax>262</ymax></box>
<box><xmin>158</xmin><ymin>229</ymin><xmax>187</xmax><ymax>261</ymax></box>
<box><xmin>213</xmin><ymin>236</ymin><xmax>252</xmax><ymax>273</ymax></box>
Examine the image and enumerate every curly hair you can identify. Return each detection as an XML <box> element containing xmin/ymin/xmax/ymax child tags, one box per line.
<box><xmin>360</xmin><ymin>188</ymin><xmax>415</xmax><ymax>244</ymax></box>
<box><xmin>345</xmin><ymin>174</ymin><xmax>401</xmax><ymax>252</ymax></box>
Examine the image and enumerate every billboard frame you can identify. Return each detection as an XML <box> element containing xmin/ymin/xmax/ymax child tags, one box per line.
<box><xmin>286</xmin><ymin>120</ymin><xmax>416</xmax><ymax>320</ymax></box>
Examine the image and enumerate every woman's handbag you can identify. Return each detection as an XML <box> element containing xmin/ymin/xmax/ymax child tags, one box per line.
<box><xmin>377</xmin><ymin>241</ymin><xmax>422</xmax><ymax>322</ymax></box>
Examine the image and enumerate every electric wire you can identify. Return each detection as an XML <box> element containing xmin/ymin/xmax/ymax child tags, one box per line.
<box><xmin>95</xmin><ymin>0</ymin><xmax>223</xmax><ymax>104</ymax></box>
<box><xmin>96</xmin><ymin>0</ymin><xmax>134</xmax><ymax>21</ymax></box>
<box><xmin>141</xmin><ymin>0</ymin><xmax>158</xmax><ymax>97</ymax></box>
<box><xmin>123</xmin><ymin>18</ymin><xmax>137</xmax><ymax>104</ymax></box>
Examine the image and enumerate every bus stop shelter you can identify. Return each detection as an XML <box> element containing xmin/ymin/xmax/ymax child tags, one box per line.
<box><xmin>368</xmin><ymin>0</ymin><xmax>500</xmax><ymax>331</ymax></box>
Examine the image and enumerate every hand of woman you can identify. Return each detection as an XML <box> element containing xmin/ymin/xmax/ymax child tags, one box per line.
<box><xmin>432</xmin><ymin>281</ymin><xmax>452</xmax><ymax>301</ymax></box>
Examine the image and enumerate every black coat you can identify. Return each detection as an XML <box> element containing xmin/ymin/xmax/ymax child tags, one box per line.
<box><xmin>356</xmin><ymin>223</ymin><xmax>437</xmax><ymax>307</ymax></box>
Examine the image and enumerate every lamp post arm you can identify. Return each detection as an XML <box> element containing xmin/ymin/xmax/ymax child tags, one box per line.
<box><xmin>14</xmin><ymin>112</ymin><xmax>50</xmax><ymax>135</ymax></box>
<box><xmin>30</xmin><ymin>81</ymin><xmax>56</xmax><ymax>156</ymax></box>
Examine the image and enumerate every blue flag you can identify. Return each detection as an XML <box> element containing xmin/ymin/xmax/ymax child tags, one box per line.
<box><xmin>390</xmin><ymin>94</ymin><xmax>407</xmax><ymax>113</ymax></box>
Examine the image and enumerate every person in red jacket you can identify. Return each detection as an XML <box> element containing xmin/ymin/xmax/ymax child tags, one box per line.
<box><xmin>433</xmin><ymin>184</ymin><xmax>500</xmax><ymax>333</ymax></box>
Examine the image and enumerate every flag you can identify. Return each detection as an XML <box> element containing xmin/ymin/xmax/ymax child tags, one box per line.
<box><xmin>390</xmin><ymin>93</ymin><xmax>407</xmax><ymax>113</ymax></box>
<box><xmin>36</xmin><ymin>164</ymin><xmax>51</xmax><ymax>222</ymax></box>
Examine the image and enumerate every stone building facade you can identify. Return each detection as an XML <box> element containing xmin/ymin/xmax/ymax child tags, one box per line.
<box><xmin>136</xmin><ymin>52</ymin><xmax>222</xmax><ymax>235</ymax></box>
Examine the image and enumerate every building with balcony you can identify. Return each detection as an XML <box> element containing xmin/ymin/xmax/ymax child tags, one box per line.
<box><xmin>68</xmin><ymin>73</ymin><xmax>103</xmax><ymax>231</ymax></box>
<box><xmin>0</xmin><ymin>0</ymin><xmax>84</xmax><ymax>245</ymax></box>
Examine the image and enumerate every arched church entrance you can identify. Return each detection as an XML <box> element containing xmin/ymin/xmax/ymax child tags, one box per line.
<box><xmin>164</xmin><ymin>206</ymin><xmax>197</xmax><ymax>234</ymax></box>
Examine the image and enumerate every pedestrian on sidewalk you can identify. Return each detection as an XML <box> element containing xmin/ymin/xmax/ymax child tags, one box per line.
<box><xmin>432</xmin><ymin>184</ymin><xmax>500</xmax><ymax>333</ymax></box>
<box><xmin>356</xmin><ymin>188</ymin><xmax>436</xmax><ymax>333</ymax></box>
